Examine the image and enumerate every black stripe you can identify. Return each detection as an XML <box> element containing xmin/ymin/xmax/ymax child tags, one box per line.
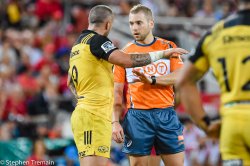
<box><xmin>189</xmin><ymin>31</ymin><xmax>211</xmax><ymax>63</ymax></box>
<box><xmin>86</xmin><ymin>35</ymin><xmax>94</xmax><ymax>44</ymax></box>
<box><xmin>224</xmin><ymin>10</ymin><xmax>250</xmax><ymax>28</ymax></box>
<box><xmin>90</xmin><ymin>131</ymin><xmax>92</xmax><ymax>145</ymax></box>
<box><xmin>242</xmin><ymin>56</ymin><xmax>250</xmax><ymax>64</ymax></box>
<box><xmin>74</xmin><ymin>34</ymin><xmax>86</xmax><ymax>45</ymax></box>
<box><xmin>73</xmin><ymin>32</ymin><xmax>95</xmax><ymax>46</ymax></box>
<box><xmin>84</xmin><ymin>131</ymin><xmax>86</xmax><ymax>145</ymax></box>
<box><xmin>87</xmin><ymin>131</ymin><xmax>89</xmax><ymax>144</ymax></box>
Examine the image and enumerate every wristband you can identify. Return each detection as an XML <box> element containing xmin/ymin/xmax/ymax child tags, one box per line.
<box><xmin>149</xmin><ymin>51</ymin><xmax>164</xmax><ymax>62</ymax></box>
<box><xmin>202</xmin><ymin>115</ymin><xmax>211</xmax><ymax>126</ymax></box>
<box><xmin>151</xmin><ymin>76</ymin><xmax>156</xmax><ymax>85</ymax></box>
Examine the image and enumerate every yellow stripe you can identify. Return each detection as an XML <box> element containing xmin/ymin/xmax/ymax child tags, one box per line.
<box><xmin>81</xmin><ymin>33</ymin><xmax>94</xmax><ymax>44</ymax></box>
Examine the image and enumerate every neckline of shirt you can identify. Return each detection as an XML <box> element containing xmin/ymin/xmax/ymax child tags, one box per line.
<box><xmin>133</xmin><ymin>37</ymin><xmax>157</xmax><ymax>47</ymax></box>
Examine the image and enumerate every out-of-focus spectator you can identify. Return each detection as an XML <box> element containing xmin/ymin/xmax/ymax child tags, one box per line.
<box><xmin>207</xmin><ymin>139</ymin><xmax>220</xmax><ymax>166</ymax></box>
<box><xmin>34</xmin><ymin>43</ymin><xmax>59</xmax><ymax>75</ymax></box>
<box><xmin>195</xmin><ymin>0</ymin><xmax>214</xmax><ymax>19</ymax></box>
<box><xmin>26</xmin><ymin>139</ymin><xmax>50</xmax><ymax>166</ymax></box>
<box><xmin>166</xmin><ymin>1</ymin><xmax>179</xmax><ymax>17</ymax></box>
<box><xmin>2</xmin><ymin>84</ymin><xmax>27</xmax><ymax>122</ymax></box>
<box><xmin>4</xmin><ymin>0</ymin><xmax>22</xmax><ymax>29</ymax></box>
<box><xmin>21</xmin><ymin>29</ymin><xmax>42</xmax><ymax>66</ymax></box>
<box><xmin>214</xmin><ymin>1</ymin><xmax>235</xmax><ymax>20</ymax></box>
<box><xmin>27</xmin><ymin>84</ymin><xmax>58</xmax><ymax>116</ymax></box>
<box><xmin>183</xmin><ymin>0</ymin><xmax>198</xmax><ymax>17</ymax></box>
<box><xmin>70</xmin><ymin>4</ymin><xmax>89</xmax><ymax>33</ymax></box>
<box><xmin>0</xmin><ymin>121</ymin><xmax>17</xmax><ymax>140</ymax></box>
<box><xmin>17</xmin><ymin>65</ymin><xmax>39</xmax><ymax>97</ymax></box>
<box><xmin>0</xmin><ymin>35</ymin><xmax>17</xmax><ymax>67</ymax></box>
<box><xmin>140</xmin><ymin>0</ymin><xmax>159</xmax><ymax>15</ymax></box>
<box><xmin>21</xmin><ymin>3</ymin><xmax>39</xmax><ymax>28</ymax></box>
<box><xmin>35</xmin><ymin>0</ymin><xmax>63</xmax><ymax>27</ymax></box>
<box><xmin>119</xmin><ymin>0</ymin><xmax>140</xmax><ymax>15</ymax></box>
<box><xmin>183</xmin><ymin>119</ymin><xmax>206</xmax><ymax>166</ymax></box>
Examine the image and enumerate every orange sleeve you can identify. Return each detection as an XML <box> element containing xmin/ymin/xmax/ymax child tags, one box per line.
<box><xmin>114</xmin><ymin>65</ymin><xmax>126</xmax><ymax>83</ymax></box>
<box><xmin>169</xmin><ymin>41</ymin><xmax>184</xmax><ymax>72</ymax></box>
<box><xmin>170</xmin><ymin>57</ymin><xmax>183</xmax><ymax>72</ymax></box>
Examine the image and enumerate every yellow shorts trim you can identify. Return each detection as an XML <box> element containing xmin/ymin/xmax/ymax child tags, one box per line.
<box><xmin>71</xmin><ymin>107</ymin><xmax>112</xmax><ymax>158</ymax></box>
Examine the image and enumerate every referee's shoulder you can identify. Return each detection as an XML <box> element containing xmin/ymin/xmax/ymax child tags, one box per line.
<box><xmin>122</xmin><ymin>41</ymin><xmax>134</xmax><ymax>52</ymax></box>
<box><xmin>155</xmin><ymin>37</ymin><xmax>177</xmax><ymax>48</ymax></box>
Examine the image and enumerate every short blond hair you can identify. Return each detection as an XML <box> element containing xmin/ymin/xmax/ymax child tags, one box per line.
<box><xmin>130</xmin><ymin>4</ymin><xmax>153</xmax><ymax>20</ymax></box>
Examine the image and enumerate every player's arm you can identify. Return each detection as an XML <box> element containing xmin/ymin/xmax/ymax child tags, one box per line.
<box><xmin>90</xmin><ymin>34</ymin><xmax>188</xmax><ymax>68</ymax></box>
<box><xmin>176</xmin><ymin>31</ymin><xmax>214</xmax><ymax>133</ymax></box>
<box><xmin>176</xmin><ymin>61</ymin><xmax>209</xmax><ymax>131</ymax></box>
<box><xmin>113</xmin><ymin>82</ymin><xmax>125</xmax><ymax>123</ymax></box>
<box><xmin>109</xmin><ymin>49</ymin><xmax>188</xmax><ymax>68</ymax></box>
<box><xmin>112</xmin><ymin>82</ymin><xmax>125</xmax><ymax>143</ymax></box>
<box><xmin>67</xmin><ymin>74</ymin><xmax>78</xmax><ymax>100</ymax></box>
<box><xmin>132</xmin><ymin>69</ymin><xmax>181</xmax><ymax>86</ymax></box>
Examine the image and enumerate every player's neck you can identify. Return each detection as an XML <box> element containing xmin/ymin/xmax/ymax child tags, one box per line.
<box><xmin>136</xmin><ymin>33</ymin><xmax>154</xmax><ymax>45</ymax></box>
<box><xmin>88</xmin><ymin>26</ymin><xmax>106</xmax><ymax>36</ymax></box>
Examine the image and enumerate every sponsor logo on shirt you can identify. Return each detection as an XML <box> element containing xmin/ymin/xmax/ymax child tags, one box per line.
<box><xmin>126</xmin><ymin>59</ymin><xmax>171</xmax><ymax>83</ymax></box>
<box><xmin>101</xmin><ymin>41</ymin><xmax>116</xmax><ymax>53</ymax></box>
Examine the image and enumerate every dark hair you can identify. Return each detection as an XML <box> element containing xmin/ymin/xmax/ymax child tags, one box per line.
<box><xmin>88</xmin><ymin>5</ymin><xmax>113</xmax><ymax>25</ymax></box>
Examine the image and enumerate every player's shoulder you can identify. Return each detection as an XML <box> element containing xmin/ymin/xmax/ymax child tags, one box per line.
<box><xmin>211</xmin><ymin>20</ymin><xmax>224</xmax><ymax>35</ymax></box>
<box><xmin>211</xmin><ymin>12</ymin><xmax>240</xmax><ymax>34</ymax></box>
<box><xmin>155</xmin><ymin>37</ymin><xmax>177</xmax><ymax>48</ymax></box>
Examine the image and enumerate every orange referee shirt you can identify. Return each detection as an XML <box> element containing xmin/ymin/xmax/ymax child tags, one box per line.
<box><xmin>114</xmin><ymin>37</ymin><xmax>183</xmax><ymax>109</ymax></box>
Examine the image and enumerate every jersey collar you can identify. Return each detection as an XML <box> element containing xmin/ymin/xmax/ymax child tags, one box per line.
<box><xmin>82</xmin><ymin>29</ymin><xmax>98</xmax><ymax>34</ymax></box>
<box><xmin>133</xmin><ymin>37</ymin><xmax>157</xmax><ymax>47</ymax></box>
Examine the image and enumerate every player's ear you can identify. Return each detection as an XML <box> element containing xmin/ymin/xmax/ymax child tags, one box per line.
<box><xmin>105</xmin><ymin>21</ymin><xmax>112</xmax><ymax>31</ymax></box>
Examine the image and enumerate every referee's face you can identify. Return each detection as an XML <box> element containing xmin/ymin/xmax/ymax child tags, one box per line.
<box><xmin>129</xmin><ymin>12</ymin><xmax>153</xmax><ymax>42</ymax></box>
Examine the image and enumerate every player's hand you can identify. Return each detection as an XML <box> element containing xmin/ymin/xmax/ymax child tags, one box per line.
<box><xmin>132</xmin><ymin>70</ymin><xmax>152</xmax><ymax>84</ymax></box>
<box><xmin>163</xmin><ymin>48</ymin><xmax>188</xmax><ymax>59</ymax></box>
<box><xmin>112</xmin><ymin>122</ymin><xmax>124</xmax><ymax>143</ymax></box>
<box><xmin>207</xmin><ymin>120</ymin><xmax>221</xmax><ymax>139</ymax></box>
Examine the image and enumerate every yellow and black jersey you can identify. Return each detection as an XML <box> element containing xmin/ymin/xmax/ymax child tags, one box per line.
<box><xmin>68</xmin><ymin>30</ymin><xmax>118</xmax><ymax>120</ymax></box>
<box><xmin>189</xmin><ymin>9</ymin><xmax>250</xmax><ymax>108</ymax></box>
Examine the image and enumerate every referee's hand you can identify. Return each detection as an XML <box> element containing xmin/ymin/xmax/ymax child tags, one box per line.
<box><xmin>112</xmin><ymin>122</ymin><xmax>124</xmax><ymax>143</ymax></box>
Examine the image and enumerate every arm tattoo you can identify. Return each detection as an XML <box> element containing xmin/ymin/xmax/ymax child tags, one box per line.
<box><xmin>131</xmin><ymin>53</ymin><xmax>151</xmax><ymax>67</ymax></box>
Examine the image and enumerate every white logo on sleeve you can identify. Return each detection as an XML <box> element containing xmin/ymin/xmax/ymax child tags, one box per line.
<box><xmin>101</xmin><ymin>41</ymin><xmax>116</xmax><ymax>53</ymax></box>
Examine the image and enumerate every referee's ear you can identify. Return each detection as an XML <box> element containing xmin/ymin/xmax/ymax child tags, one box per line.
<box><xmin>149</xmin><ymin>19</ymin><xmax>154</xmax><ymax>30</ymax></box>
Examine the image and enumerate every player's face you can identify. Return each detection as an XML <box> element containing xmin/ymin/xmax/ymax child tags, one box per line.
<box><xmin>129</xmin><ymin>12</ymin><xmax>153</xmax><ymax>42</ymax></box>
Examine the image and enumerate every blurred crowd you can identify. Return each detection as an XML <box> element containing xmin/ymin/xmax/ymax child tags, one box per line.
<box><xmin>0</xmin><ymin>0</ymin><xmax>235</xmax><ymax>165</ymax></box>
